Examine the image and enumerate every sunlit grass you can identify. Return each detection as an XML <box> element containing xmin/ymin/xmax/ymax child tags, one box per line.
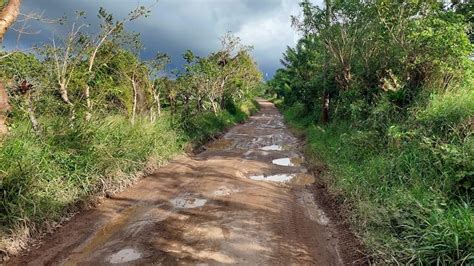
<box><xmin>281</xmin><ymin>90</ymin><xmax>474</xmax><ymax>264</ymax></box>
<box><xmin>0</xmin><ymin>100</ymin><xmax>257</xmax><ymax>253</ymax></box>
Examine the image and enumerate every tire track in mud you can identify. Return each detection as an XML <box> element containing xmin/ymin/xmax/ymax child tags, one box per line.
<box><xmin>10</xmin><ymin>99</ymin><xmax>359</xmax><ymax>265</ymax></box>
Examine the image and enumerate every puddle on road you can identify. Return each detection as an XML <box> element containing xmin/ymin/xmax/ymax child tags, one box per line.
<box><xmin>170</xmin><ymin>196</ymin><xmax>207</xmax><ymax>209</ymax></box>
<box><xmin>272</xmin><ymin>157</ymin><xmax>304</xmax><ymax>166</ymax></box>
<box><xmin>243</xmin><ymin>150</ymin><xmax>252</xmax><ymax>156</ymax></box>
<box><xmin>249</xmin><ymin>173</ymin><xmax>315</xmax><ymax>185</ymax></box>
<box><xmin>243</xmin><ymin>150</ymin><xmax>270</xmax><ymax>158</ymax></box>
<box><xmin>298</xmin><ymin>191</ymin><xmax>330</xmax><ymax>226</ymax></box>
<box><xmin>125</xmin><ymin>207</ymin><xmax>172</xmax><ymax>237</ymax></box>
<box><xmin>249</xmin><ymin>174</ymin><xmax>295</xmax><ymax>183</ymax></box>
<box><xmin>65</xmin><ymin>205</ymin><xmax>141</xmax><ymax>264</ymax></box>
<box><xmin>108</xmin><ymin>248</ymin><xmax>142</xmax><ymax>264</ymax></box>
<box><xmin>260</xmin><ymin>145</ymin><xmax>283</xmax><ymax>151</ymax></box>
<box><xmin>272</xmin><ymin>158</ymin><xmax>294</xmax><ymax>166</ymax></box>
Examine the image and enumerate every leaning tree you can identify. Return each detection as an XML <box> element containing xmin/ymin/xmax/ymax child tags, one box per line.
<box><xmin>0</xmin><ymin>0</ymin><xmax>21</xmax><ymax>135</ymax></box>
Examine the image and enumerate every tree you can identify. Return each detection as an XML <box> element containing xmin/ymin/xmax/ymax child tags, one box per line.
<box><xmin>175</xmin><ymin>34</ymin><xmax>261</xmax><ymax>117</ymax></box>
<box><xmin>279</xmin><ymin>0</ymin><xmax>471</xmax><ymax>124</ymax></box>
<box><xmin>322</xmin><ymin>0</ymin><xmax>331</xmax><ymax>124</ymax></box>
<box><xmin>83</xmin><ymin>5</ymin><xmax>152</xmax><ymax>121</ymax></box>
<box><xmin>45</xmin><ymin>12</ymin><xmax>88</xmax><ymax>109</ymax></box>
<box><xmin>0</xmin><ymin>0</ymin><xmax>20</xmax><ymax>41</ymax></box>
<box><xmin>147</xmin><ymin>52</ymin><xmax>170</xmax><ymax>120</ymax></box>
<box><xmin>0</xmin><ymin>0</ymin><xmax>21</xmax><ymax>135</ymax></box>
<box><xmin>94</xmin><ymin>44</ymin><xmax>140</xmax><ymax>121</ymax></box>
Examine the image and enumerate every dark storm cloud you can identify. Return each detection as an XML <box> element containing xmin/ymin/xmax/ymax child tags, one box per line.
<box><xmin>3</xmin><ymin>0</ymin><xmax>321</xmax><ymax>78</ymax></box>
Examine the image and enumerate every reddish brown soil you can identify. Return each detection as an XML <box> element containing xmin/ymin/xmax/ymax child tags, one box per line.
<box><xmin>9</xmin><ymin>100</ymin><xmax>365</xmax><ymax>265</ymax></box>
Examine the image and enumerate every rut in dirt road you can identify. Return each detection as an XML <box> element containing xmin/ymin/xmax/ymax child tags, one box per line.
<box><xmin>12</xmin><ymin>100</ymin><xmax>347</xmax><ymax>265</ymax></box>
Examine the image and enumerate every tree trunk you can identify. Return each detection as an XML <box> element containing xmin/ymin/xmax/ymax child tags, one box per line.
<box><xmin>0</xmin><ymin>0</ymin><xmax>21</xmax><ymax>41</ymax></box>
<box><xmin>59</xmin><ymin>83</ymin><xmax>73</xmax><ymax>106</ymax></box>
<box><xmin>0</xmin><ymin>0</ymin><xmax>21</xmax><ymax>136</ymax></box>
<box><xmin>196</xmin><ymin>96</ymin><xmax>202</xmax><ymax>112</ymax></box>
<box><xmin>322</xmin><ymin>92</ymin><xmax>330</xmax><ymax>124</ymax></box>
<box><xmin>84</xmin><ymin>31</ymin><xmax>112</xmax><ymax>121</ymax></box>
<box><xmin>131</xmin><ymin>76</ymin><xmax>138</xmax><ymax>125</ymax></box>
<box><xmin>150</xmin><ymin>89</ymin><xmax>161</xmax><ymax>122</ymax></box>
<box><xmin>0</xmin><ymin>114</ymin><xmax>7</xmax><ymax>135</ymax></box>
<box><xmin>322</xmin><ymin>0</ymin><xmax>331</xmax><ymax>124</ymax></box>
<box><xmin>150</xmin><ymin>106</ymin><xmax>155</xmax><ymax>122</ymax></box>
<box><xmin>26</xmin><ymin>92</ymin><xmax>40</xmax><ymax>133</ymax></box>
<box><xmin>85</xmin><ymin>84</ymin><xmax>92</xmax><ymax>121</ymax></box>
<box><xmin>211</xmin><ymin>100</ymin><xmax>218</xmax><ymax>114</ymax></box>
<box><xmin>58</xmin><ymin>83</ymin><xmax>76</xmax><ymax>121</ymax></box>
<box><xmin>0</xmin><ymin>83</ymin><xmax>10</xmax><ymax>135</ymax></box>
<box><xmin>219</xmin><ymin>77</ymin><xmax>227</xmax><ymax>109</ymax></box>
<box><xmin>155</xmin><ymin>91</ymin><xmax>161</xmax><ymax>117</ymax></box>
<box><xmin>169</xmin><ymin>96</ymin><xmax>175</xmax><ymax>115</ymax></box>
<box><xmin>184</xmin><ymin>95</ymin><xmax>190</xmax><ymax>115</ymax></box>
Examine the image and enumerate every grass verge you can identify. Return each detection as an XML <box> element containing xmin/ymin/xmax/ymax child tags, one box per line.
<box><xmin>0</xmin><ymin>100</ymin><xmax>258</xmax><ymax>260</ymax></box>
<box><xmin>278</xmin><ymin>96</ymin><xmax>473</xmax><ymax>264</ymax></box>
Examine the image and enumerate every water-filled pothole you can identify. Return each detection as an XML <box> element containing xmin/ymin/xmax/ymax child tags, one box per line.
<box><xmin>272</xmin><ymin>158</ymin><xmax>294</xmax><ymax>166</ymax></box>
<box><xmin>260</xmin><ymin>145</ymin><xmax>283</xmax><ymax>151</ymax></box>
<box><xmin>249</xmin><ymin>173</ymin><xmax>315</xmax><ymax>185</ymax></box>
<box><xmin>108</xmin><ymin>248</ymin><xmax>142</xmax><ymax>264</ymax></box>
<box><xmin>298</xmin><ymin>191</ymin><xmax>330</xmax><ymax>226</ymax></box>
<box><xmin>243</xmin><ymin>150</ymin><xmax>270</xmax><ymax>158</ymax></box>
<box><xmin>249</xmin><ymin>174</ymin><xmax>294</xmax><ymax>183</ymax></box>
<box><xmin>170</xmin><ymin>196</ymin><xmax>207</xmax><ymax>209</ymax></box>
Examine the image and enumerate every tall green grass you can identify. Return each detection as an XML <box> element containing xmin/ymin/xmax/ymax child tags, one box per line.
<box><xmin>281</xmin><ymin>88</ymin><xmax>473</xmax><ymax>264</ymax></box>
<box><xmin>0</xmin><ymin>100</ymin><xmax>257</xmax><ymax>255</ymax></box>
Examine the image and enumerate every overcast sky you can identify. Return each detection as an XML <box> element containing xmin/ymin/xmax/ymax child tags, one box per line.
<box><xmin>3</xmin><ymin>0</ymin><xmax>321</xmax><ymax>78</ymax></box>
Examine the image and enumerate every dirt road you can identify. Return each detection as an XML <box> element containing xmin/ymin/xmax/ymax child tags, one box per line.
<box><xmin>12</xmin><ymin>100</ymin><xmax>353</xmax><ymax>265</ymax></box>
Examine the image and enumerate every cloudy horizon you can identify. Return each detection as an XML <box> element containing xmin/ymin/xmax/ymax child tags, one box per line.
<box><xmin>3</xmin><ymin>0</ymin><xmax>321</xmax><ymax>79</ymax></box>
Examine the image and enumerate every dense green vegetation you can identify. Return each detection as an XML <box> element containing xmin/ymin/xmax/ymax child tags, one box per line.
<box><xmin>269</xmin><ymin>0</ymin><xmax>473</xmax><ymax>264</ymax></box>
<box><xmin>0</xmin><ymin>6</ymin><xmax>262</xmax><ymax>255</ymax></box>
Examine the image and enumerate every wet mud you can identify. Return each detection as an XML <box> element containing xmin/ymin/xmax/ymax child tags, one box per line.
<box><xmin>10</xmin><ymin>100</ymin><xmax>357</xmax><ymax>265</ymax></box>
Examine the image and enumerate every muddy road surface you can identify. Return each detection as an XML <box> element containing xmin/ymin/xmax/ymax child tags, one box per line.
<box><xmin>12</xmin><ymin>100</ymin><xmax>353</xmax><ymax>265</ymax></box>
